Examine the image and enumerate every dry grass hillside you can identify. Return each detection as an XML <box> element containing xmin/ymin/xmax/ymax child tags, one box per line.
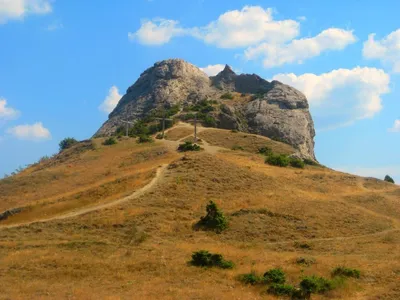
<box><xmin>0</xmin><ymin>123</ymin><xmax>399</xmax><ymax>299</ymax></box>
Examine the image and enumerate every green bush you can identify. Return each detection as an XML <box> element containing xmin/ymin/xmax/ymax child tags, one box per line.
<box><xmin>258</xmin><ymin>146</ymin><xmax>272</xmax><ymax>155</ymax></box>
<box><xmin>178</xmin><ymin>141</ymin><xmax>201</xmax><ymax>152</ymax></box>
<box><xmin>59</xmin><ymin>137</ymin><xmax>78</xmax><ymax>151</ymax></box>
<box><xmin>180</xmin><ymin>113</ymin><xmax>196</xmax><ymax>121</ymax></box>
<box><xmin>220</xmin><ymin>92</ymin><xmax>234</xmax><ymax>100</ymax></box>
<box><xmin>263</xmin><ymin>268</ymin><xmax>286</xmax><ymax>284</ymax></box>
<box><xmin>238</xmin><ymin>272</ymin><xmax>263</xmax><ymax>285</ymax></box>
<box><xmin>203</xmin><ymin>115</ymin><xmax>217</xmax><ymax>127</ymax></box>
<box><xmin>331</xmin><ymin>266</ymin><xmax>360</xmax><ymax>278</ymax></box>
<box><xmin>384</xmin><ymin>175</ymin><xmax>395</xmax><ymax>184</ymax></box>
<box><xmin>290</xmin><ymin>158</ymin><xmax>305</xmax><ymax>169</ymax></box>
<box><xmin>231</xmin><ymin>129</ymin><xmax>239</xmax><ymax>133</ymax></box>
<box><xmin>196</xmin><ymin>201</ymin><xmax>228</xmax><ymax>233</ymax></box>
<box><xmin>155</xmin><ymin>133</ymin><xmax>164</xmax><ymax>139</ymax></box>
<box><xmin>190</xmin><ymin>250</ymin><xmax>234</xmax><ymax>269</ymax></box>
<box><xmin>103</xmin><ymin>137</ymin><xmax>117</xmax><ymax>146</ymax></box>
<box><xmin>267</xmin><ymin>283</ymin><xmax>295</xmax><ymax>296</ymax></box>
<box><xmin>137</xmin><ymin>135</ymin><xmax>153</xmax><ymax>143</ymax></box>
<box><xmin>300</xmin><ymin>276</ymin><xmax>333</xmax><ymax>294</ymax></box>
<box><xmin>266</xmin><ymin>154</ymin><xmax>290</xmax><ymax>167</ymax></box>
<box><xmin>303</xmin><ymin>158</ymin><xmax>319</xmax><ymax>166</ymax></box>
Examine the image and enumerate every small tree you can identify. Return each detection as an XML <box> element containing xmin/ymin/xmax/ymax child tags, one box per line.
<box><xmin>196</xmin><ymin>201</ymin><xmax>228</xmax><ymax>233</ymax></box>
<box><xmin>103</xmin><ymin>137</ymin><xmax>117</xmax><ymax>146</ymax></box>
<box><xmin>59</xmin><ymin>137</ymin><xmax>78</xmax><ymax>151</ymax></box>
<box><xmin>384</xmin><ymin>175</ymin><xmax>395</xmax><ymax>184</ymax></box>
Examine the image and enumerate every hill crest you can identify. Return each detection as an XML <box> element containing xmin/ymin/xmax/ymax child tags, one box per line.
<box><xmin>96</xmin><ymin>59</ymin><xmax>316</xmax><ymax>160</ymax></box>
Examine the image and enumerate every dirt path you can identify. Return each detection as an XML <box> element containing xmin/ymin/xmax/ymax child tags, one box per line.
<box><xmin>263</xmin><ymin>227</ymin><xmax>400</xmax><ymax>247</ymax></box>
<box><xmin>0</xmin><ymin>164</ymin><xmax>168</xmax><ymax>229</ymax></box>
<box><xmin>3</xmin><ymin>122</ymin><xmax>399</xmax><ymax>248</ymax></box>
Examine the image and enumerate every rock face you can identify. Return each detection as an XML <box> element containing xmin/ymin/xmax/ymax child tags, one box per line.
<box><xmin>96</xmin><ymin>59</ymin><xmax>316</xmax><ymax>160</ymax></box>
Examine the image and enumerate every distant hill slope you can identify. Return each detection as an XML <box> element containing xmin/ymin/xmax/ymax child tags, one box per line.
<box><xmin>0</xmin><ymin>125</ymin><xmax>399</xmax><ymax>299</ymax></box>
<box><xmin>96</xmin><ymin>59</ymin><xmax>316</xmax><ymax>160</ymax></box>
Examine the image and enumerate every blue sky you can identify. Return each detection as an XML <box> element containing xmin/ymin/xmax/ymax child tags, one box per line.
<box><xmin>0</xmin><ymin>0</ymin><xmax>399</xmax><ymax>182</ymax></box>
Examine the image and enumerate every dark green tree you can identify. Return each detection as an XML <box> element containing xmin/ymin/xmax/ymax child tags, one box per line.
<box><xmin>59</xmin><ymin>137</ymin><xmax>78</xmax><ymax>151</ymax></box>
<box><xmin>384</xmin><ymin>175</ymin><xmax>395</xmax><ymax>184</ymax></box>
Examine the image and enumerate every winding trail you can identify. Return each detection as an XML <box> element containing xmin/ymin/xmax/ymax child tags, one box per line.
<box><xmin>2</xmin><ymin>123</ymin><xmax>400</xmax><ymax>248</ymax></box>
<box><xmin>0</xmin><ymin>164</ymin><xmax>168</xmax><ymax>229</ymax></box>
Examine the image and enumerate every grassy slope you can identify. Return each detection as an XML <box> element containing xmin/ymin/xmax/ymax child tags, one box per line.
<box><xmin>0</xmin><ymin>126</ymin><xmax>399</xmax><ymax>299</ymax></box>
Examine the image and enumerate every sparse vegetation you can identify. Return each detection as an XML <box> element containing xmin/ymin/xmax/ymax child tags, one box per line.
<box><xmin>303</xmin><ymin>158</ymin><xmax>319</xmax><ymax>166</ymax></box>
<box><xmin>290</xmin><ymin>157</ymin><xmax>305</xmax><ymax>169</ymax></box>
<box><xmin>331</xmin><ymin>266</ymin><xmax>361</xmax><ymax>278</ymax></box>
<box><xmin>202</xmin><ymin>115</ymin><xmax>217</xmax><ymax>127</ymax></box>
<box><xmin>59</xmin><ymin>137</ymin><xmax>78</xmax><ymax>151</ymax></box>
<box><xmin>220</xmin><ymin>92</ymin><xmax>234</xmax><ymax>100</ymax></box>
<box><xmin>190</xmin><ymin>250</ymin><xmax>234</xmax><ymax>269</ymax></box>
<box><xmin>299</xmin><ymin>275</ymin><xmax>333</xmax><ymax>294</ymax></box>
<box><xmin>384</xmin><ymin>175</ymin><xmax>395</xmax><ymax>184</ymax></box>
<box><xmin>137</xmin><ymin>135</ymin><xmax>153</xmax><ymax>143</ymax></box>
<box><xmin>266</xmin><ymin>154</ymin><xmax>290</xmax><ymax>167</ymax></box>
<box><xmin>238</xmin><ymin>272</ymin><xmax>264</xmax><ymax>285</ymax></box>
<box><xmin>258</xmin><ymin>146</ymin><xmax>272</xmax><ymax>155</ymax></box>
<box><xmin>267</xmin><ymin>283</ymin><xmax>295</xmax><ymax>296</ymax></box>
<box><xmin>103</xmin><ymin>137</ymin><xmax>117</xmax><ymax>146</ymax></box>
<box><xmin>195</xmin><ymin>201</ymin><xmax>228</xmax><ymax>233</ymax></box>
<box><xmin>178</xmin><ymin>141</ymin><xmax>201</xmax><ymax>152</ymax></box>
<box><xmin>263</xmin><ymin>268</ymin><xmax>286</xmax><ymax>284</ymax></box>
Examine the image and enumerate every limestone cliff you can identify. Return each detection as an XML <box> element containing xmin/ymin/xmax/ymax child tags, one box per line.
<box><xmin>96</xmin><ymin>59</ymin><xmax>316</xmax><ymax>160</ymax></box>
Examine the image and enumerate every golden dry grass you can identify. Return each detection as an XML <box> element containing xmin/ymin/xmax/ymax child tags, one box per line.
<box><xmin>0</xmin><ymin>127</ymin><xmax>399</xmax><ymax>299</ymax></box>
<box><xmin>198</xmin><ymin>128</ymin><xmax>295</xmax><ymax>155</ymax></box>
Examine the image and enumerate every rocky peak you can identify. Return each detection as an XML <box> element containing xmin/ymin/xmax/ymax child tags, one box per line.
<box><xmin>95</xmin><ymin>58</ymin><xmax>316</xmax><ymax>160</ymax></box>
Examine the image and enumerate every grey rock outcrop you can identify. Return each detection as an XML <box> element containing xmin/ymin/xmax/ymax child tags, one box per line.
<box><xmin>96</xmin><ymin>59</ymin><xmax>316</xmax><ymax>160</ymax></box>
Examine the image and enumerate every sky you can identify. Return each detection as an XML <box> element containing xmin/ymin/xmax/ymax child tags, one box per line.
<box><xmin>0</xmin><ymin>0</ymin><xmax>399</xmax><ymax>182</ymax></box>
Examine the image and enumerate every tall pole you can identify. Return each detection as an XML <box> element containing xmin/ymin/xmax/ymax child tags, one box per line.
<box><xmin>162</xmin><ymin>110</ymin><xmax>166</xmax><ymax>138</ymax></box>
<box><xmin>194</xmin><ymin>114</ymin><xmax>197</xmax><ymax>143</ymax></box>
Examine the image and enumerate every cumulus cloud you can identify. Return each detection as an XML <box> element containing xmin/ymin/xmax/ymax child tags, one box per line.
<box><xmin>7</xmin><ymin>122</ymin><xmax>51</xmax><ymax>141</ymax></box>
<box><xmin>128</xmin><ymin>19</ymin><xmax>186</xmax><ymax>45</ymax></box>
<box><xmin>389</xmin><ymin>119</ymin><xmax>400</xmax><ymax>132</ymax></box>
<box><xmin>194</xmin><ymin>6</ymin><xmax>299</xmax><ymax>48</ymax></box>
<box><xmin>200</xmin><ymin>64</ymin><xmax>226</xmax><ymax>76</ymax></box>
<box><xmin>0</xmin><ymin>98</ymin><xmax>19</xmax><ymax>120</ymax></box>
<box><xmin>273</xmin><ymin>67</ymin><xmax>390</xmax><ymax>129</ymax></box>
<box><xmin>99</xmin><ymin>86</ymin><xmax>122</xmax><ymax>114</ymax></box>
<box><xmin>363</xmin><ymin>29</ymin><xmax>400</xmax><ymax>73</ymax></box>
<box><xmin>129</xmin><ymin>6</ymin><xmax>299</xmax><ymax>47</ymax></box>
<box><xmin>245</xmin><ymin>28</ymin><xmax>356</xmax><ymax>68</ymax></box>
<box><xmin>0</xmin><ymin>0</ymin><xmax>52</xmax><ymax>24</ymax></box>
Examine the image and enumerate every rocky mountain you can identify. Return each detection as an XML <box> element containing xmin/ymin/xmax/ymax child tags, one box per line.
<box><xmin>96</xmin><ymin>59</ymin><xmax>316</xmax><ymax>160</ymax></box>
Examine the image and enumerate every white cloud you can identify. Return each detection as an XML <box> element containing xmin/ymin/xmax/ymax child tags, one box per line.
<box><xmin>363</xmin><ymin>29</ymin><xmax>400</xmax><ymax>73</ymax></box>
<box><xmin>7</xmin><ymin>122</ymin><xmax>51</xmax><ymax>141</ymax></box>
<box><xmin>194</xmin><ymin>6</ymin><xmax>299</xmax><ymax>48</ymax></box>
<box><xmin>245</xmin><ymin>28</ymin><xmax>356</xmax><ymax>68</ymax></box>
<box><xmin>99</xmin><ymin>86</ymin><xmax>122</xmax><ymax>114</ymax></box>
<box><xmin>130</xmin><ymin>6</ymin><xmax>299</xmax><ymax>48</ymax></box>
<box><xmin>200</xmin><ymin>64</ymin><xmax>225</xmax><ymax>76</ymax></box>
<box><xmin>0</xmin><ymin>0</ymin><xmax>52</xmax><ymax>24</ymax></box>
<box><xmin>389</xmin><ymin>119</ymin><xmax>400</xmax><ymax>132</ymax></box>
<box><xmin>128</xmin><ymin>19</ymin><xmax>186</xmax><ymax>45</ymax></box>
<box><xmin>273</xmin><ymin>67</ymin><xmax>390</xmax><ymax>128</ymax></box>
<box><xmin>297</xmin><ymin>16</ymin><xmax>307</xmax><ymax>22</ymax></box>
<box><xmin>0</xmin><ymin>98</ymin><xmax>19</xmax><ymax>120</ymax></box>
